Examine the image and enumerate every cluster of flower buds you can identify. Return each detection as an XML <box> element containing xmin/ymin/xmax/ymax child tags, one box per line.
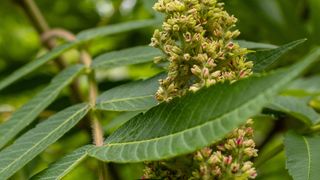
<box><xmin>151</xmin><ymin>0</ymin><xmax>253</xmax><ymax>102</ymax></box>
<box><xmin>143</xmin><ymin>120</ymin><xmax>258</xmax><ymax>180</ymax></box>
<box><xmin>191</xmin><ymin>119</ymin><xmax>258</xmax><ymax>179</ymax></box>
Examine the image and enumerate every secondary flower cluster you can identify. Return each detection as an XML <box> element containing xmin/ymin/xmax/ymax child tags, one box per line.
<box><xmin>151</xmin><ymin>0</ymin><xmax>253</xmax><ymax>102</ymax></box>
<box><xmin>143</xmin><ymin>120</ymin><xmax>258</xmax><ymax>180</ymax></box>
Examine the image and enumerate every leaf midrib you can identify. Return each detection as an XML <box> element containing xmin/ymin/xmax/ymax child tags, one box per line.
<box><xmin>103</xmin><ymin>79</ymin><xmax>275</xmax><ymax>146</ymax></box>
<box><xmin>0</xmin><ymin>105</ymin><xmax>88</xmax><ymax>175</ymax></box>
<box><xmin>303</xmin><ymin>136</ymin><xmax>311</xmax><ymax>180</ymax></box>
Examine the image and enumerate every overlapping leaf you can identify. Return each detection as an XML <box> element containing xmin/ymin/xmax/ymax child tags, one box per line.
<box><xmin>96</xmin><ymin>73</ymin><xmax>165</xmax><ymax>111</ymax></box>
<box><xmin>268</xmin><ymin>96</ymin><xmax>320</xmax><ymax>125</ymax></box>
<box><xmin>285</xmin><ymin>132</ymin><xmax>320</xmax><ymax>180</ymax></box>
<box><xmin>249</xmin><ymin>39</ymin><xmax>306</xmax><ymax>72</ymax></box>
<box><xmin>88</xmin><ymin>48</ymin><xmax>320</xmax><ymax>163</ymax></box>
<box><xmin>285</xmin><ymin>75</ymin><xmax>320</xmax><ymax>96</ymax></box>
<box><xmin>32</xmin><ymin>145</ymin><xmax>91</xmax><ymax>180</ymax></box>
<box><xmin>92</xmin><ymin>46</ymin><xmax>161</xmax><ymax>69</ymax></box>
<box><xmin>0</xmin><ymin>103</ymin><xmax>90</xmax><ymax>179</ymax></box>
<box><xmin>0</xmin><ymin>65</ymin><xmax>84</xmax><ymax>149</ymax></box>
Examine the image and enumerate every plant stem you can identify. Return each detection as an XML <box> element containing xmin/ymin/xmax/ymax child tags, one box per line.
<box><xmin>81</xmin><ymin>50</ymin><xmax>108</xmax><ymax>180</ymax></box>
<box><xmin>254</xmin><ymin>143</ymin><xmax>284</xmax><ymax>168</ymax></box>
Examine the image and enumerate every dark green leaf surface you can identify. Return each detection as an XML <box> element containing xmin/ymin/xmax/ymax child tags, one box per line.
<box><xmin>92</xmin><ymin>46</ymin><xmax>162</xmax><ymax>69</ymax></box>
<box><xmin>105</xmin><ymin>111</ymin><xmax>144</xmax><ymax>133</ymax></box>
<box><xmin>285</xmin><ymin>132</ymin><xmax>320</xmax><ymax>180</ymax></box>
<box><xmin>32</xmin><ymin>145</ymin><xmax>91</xmax><ymax>180</ymax></box>
<box><xmin>268</xmin><ymin>96</ymin><xmax>320</xmax><ymax>125</ymax></box>
<box><xmin>249</xmin><ymin>39</ymin><xmax>306</xmax><ymax>72</ymax></box>
<box><xmin>0</xmin><ymin>42</ymin><xmax>77</xmax><ymax>92</ymax></box>
<box><xmin>0</xmin><ymin>65</ymin><xmax>84</xmax><ymax>149</ymax></box>
<box><xmin>236</xmin><ymin>40</ymin><xmax>278</xmax><ymax>49</ymax></box>
<box><xmin>88</xmin><ymin>48</ymin><xmax>320</xmax><ymax>163</ymax></box>
<box><xmin>96</xmin><ymin>73</ymin><xmax>165</xmax><ymax>111</ymax></box>
<box><xmin>0</xmin><ymin>104</ymin><xmax>90</xmax><ymax>179</ymax></box>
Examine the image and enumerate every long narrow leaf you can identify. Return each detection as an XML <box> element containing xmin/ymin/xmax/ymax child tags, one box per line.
<box><xmin>88</xmin><ymin>48</ymin><xmax>320</xmax><ymax>163</ymax></box>
<box><xmin>236</xmin><ymin>40</ymin><xmax>278</xmax><ymax>49</ymax></box>
<box><xmin>32</xmin><ymin>145</ymin><xmax>91</xmax><ymax>180</ymax></box>
<box><xmin>249</xmin><ymin>39</ymin><xmax>306</xmax><ymax>72</ymax></box>
<box><xmin>285</xmin><ymin>132</ymin><xmax>320</xmax><ymax>180</ymax></box>
<box><xmin>0</xmin><ymin>65</ymin><xmax>84</xmax><ymax>149</ymax></box>
<box><xmin>0</xmin><ymin>103</ymin><xmax>90</xmax><ymax>179</ymax></box>
<box><xmin>0</xmin><ymin>43</ymin><xmax>77</xmax><ymax>92</ymax></box>
<box><xmin>92</xmin><ymin>46</ymin><xmax>162</xmax><ymax>69</ymax></box>
<box><xmin>0</xmin><ymin>19</ymin><xmax>159</xmax><ymax>92</ymax></box>
<box><xmin>96</xmin><ymin>73</ymin><xmax>165</xmax><ymax>111</ymax></box>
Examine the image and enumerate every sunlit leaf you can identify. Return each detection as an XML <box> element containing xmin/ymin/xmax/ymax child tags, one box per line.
<box><xmin>88</xmin><ymin>48</ymin><xmax>320</xmax><ymax>163</ymax></box>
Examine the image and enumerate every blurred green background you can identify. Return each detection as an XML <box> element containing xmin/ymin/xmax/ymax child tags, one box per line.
<box><xmin>1</xmin><ymin>0</ymin><xmax>319</xmax><ymax>179</ymax></box>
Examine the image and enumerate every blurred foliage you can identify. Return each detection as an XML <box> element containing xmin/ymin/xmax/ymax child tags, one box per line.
<box><xmin>1</xmin><ymin>0</ymin><xmax>320</xmax><ymax>179</ymax></box>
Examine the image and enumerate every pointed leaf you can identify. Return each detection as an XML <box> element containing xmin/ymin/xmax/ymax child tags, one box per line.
<box><xmin>32</xmin><ymin>145</ymin><xmax>91</xmax><ymax>180</ymax></box>
<box><xmin>249</xmin><ymin>39</ymin><xmax>306</xmax><ymax>72</ymax></box>
<box><xmin>76</xmin><ymin>19</ymin><xmax>159</xmax><ymax>41</ymax></box>
<box><xmin>0</xmin><ymin>65</ymin><xmax>85</xmax><ymax>149</ymax></box>
<box><xmin>88</xmin><ymin>48</ymin><xmax>320</xmax><ymax>163</ymax></box>
<box><xmin>92</xmin><ymin>46</ymin><xmax>162</xmax><ymax>69</ymax></box>
<box><xmin>105</xmin><ymin>111</ymin><xmax>145</xmax><ymax>133</ymax></box>
<box><xmin>285</xmin><ymin>132</ymin><xmax>320</xmax><ymax>180</ymax></box>
<box><xmin>235</xmin><ymin>40</ymin><xmax>278</xmax><ymax>49</ymax></box>
<box><xmin>268</xmin><ymin>96</ymin><xmax>320</xmax><ymax>125</ymax></box>
<box><xmin>0</xmin><ymin>104</ymin><xmax>90</xmax><ymax>179</ymax></box>
<box><xmin>96</xmin><ymin>73</ymin><xmax>165</xmax><ymax>111</ymax></box>
<box><xmin>0</xmin><ymin>43</ymin><xmax>77</xmax><ymax>92</ymax></box>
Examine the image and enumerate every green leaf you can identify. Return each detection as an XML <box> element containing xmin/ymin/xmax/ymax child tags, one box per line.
<box><xmin>31</xmin><ymin>145</ymin><xmax>90</xmax><ymax>180</ymax></box>
<box><xmin>284</xmin><ymin>75</ymin><xmax>320</xmax><ymax>96</ymax></box>
<box><xmin>105</xmin><ymin>111</ymin><xmax>144</xmax><ymax>134</ymax></box>
<box><xmin>76</xmin><ymin>19</ymin><xmax>159</xmax><ymax>41</ymax></box>
<box><xmin>0</xmin><ymin>103</ymin><xmax>90</xmax><ymax>179</ymax></box>
<box><xmin>0</xmin><ymin>19</ymin><xmax>158</xmax><ymax>92</ymax></box>
<box><xmin>96</xmin><ymin>73</ymin><xmax>165</xmax><ymax>111</ymax></box>
<box><xmin>249</xmin><ymin>39</ymin><xmax>306</xmax><ymax>72</ymax></box>
<box><xmin>285</xmin><ymin>132</ymin><xmax>320</xmax><ymax>180</ymax></box>
<box><xmin>92</xmin><ymin>46</ymin><xmax>162</xmax><ymax>69</ymax></box>
<box><xmin>235</xmin><ymin>40</ymin><xmax>278</xmax><ymax>49</ymax></box>
<box><xmin>268</xmin><ymin>96</ymin><xmax>320</xmax><ymax>125</ymax></box>
<box><xmin>88</xmin><ymin>48</ymin><xmax>320</xmax><ymax>163</ymax></box>
<box><xmin>0</xmin><ymin>65</ymin><xmax>84</xmax><ymax>149</ymax></box>
<box><xmin>0</xmin><ymin>42</ymin><xmax>77</xmax><ymax>92</ymax></box>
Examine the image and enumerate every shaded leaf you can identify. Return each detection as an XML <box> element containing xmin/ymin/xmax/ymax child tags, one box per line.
<box><xmin>0</xmin><ymin>43</ymin><xmax>77</xmax><ymax>92</ymax></box>
<box><xmin>249</xmin><ymin>39</ymin><xmax>306</xmax><ymax>72</ymax></box>
<box><xmin>92</xmin><ymin>46</ymin><xmax>161</xmax><ymax>69</ymax></box>
<box><xmin>285</xmin><ymin>75</ymin><xmax>320</xmax><ymax>96</ymax></box>
<box><xmin>285</xmin><ymin>132</ymin><xmax>320</xmax><ymax>180</ymax></box>
<box><xmin>32</xmin><ymin>145</ymin><xmax>90</xmax><ymax>180</ymax></box>
<box><xmin>96</xmin><ymin>73</ymin><xmax>165</xmax><ymax>111</ymax></box>
<box><xmin>268</xmin><ymin>96</ymin><xmax>320</xmax><ymax>125</ymax></box>
<box><xmin>0</xmin><ymin>65</ymin><xmax>85</xmax><ymax>149</ymax></box>
<box><xmin>0</xmin><ymin>104</ymin><xmax>90</xmax><ymax>179</ymax></box>
<box><xmin>88</xmin><ymin>48</ymin><xmax>320</xmax><ymax>163</ymax></box>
